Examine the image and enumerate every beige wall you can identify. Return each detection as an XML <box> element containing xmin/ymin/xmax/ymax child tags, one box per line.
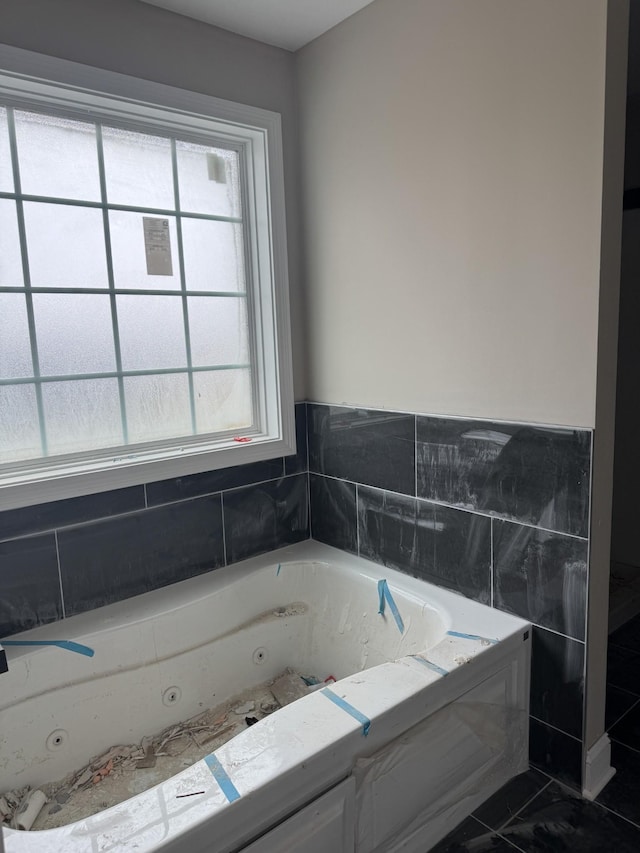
<box><xmin>297</xmin><ymin>0</ymin><xmax>610</xmax><ymax>428</ymax></box>
<box><xmin>0</xmin><ymin>0</ymin><xmax>307</xmax><ymax>400</ymax></box>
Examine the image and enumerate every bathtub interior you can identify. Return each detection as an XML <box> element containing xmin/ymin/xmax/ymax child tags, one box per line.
<box><xmin>0</xmin><ymin>554</ymin><xmax>447</xmax><ymax>795</ymax></box>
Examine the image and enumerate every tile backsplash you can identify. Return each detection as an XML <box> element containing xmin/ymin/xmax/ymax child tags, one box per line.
<box><xmin>307</xmin><ymin>402</ymin><xmax>591</xmax><ymax>789</ymax></box>
<box><xmin>0</xmin><ymin>403</ymin><xmax>309</xmax><ymax>636</ymax></box>
<box><xmin>0</xmin><ymin>399</ymin><xmax>591</xmax><ymax>789</ymax></box>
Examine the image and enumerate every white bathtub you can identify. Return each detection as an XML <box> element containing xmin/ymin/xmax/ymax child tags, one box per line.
<box><xmin>0</xmin><ymin>541</ymin><xmax>530</xmax><ymax>853</ymax></box>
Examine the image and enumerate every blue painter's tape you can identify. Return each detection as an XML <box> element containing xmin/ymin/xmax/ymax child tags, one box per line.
<box><xmin>447</xmin><ymin>630</ymin><xmax>498</xmax><ymax>645</ymax></box>
<box><xmin>204</xmin><ymin>753</ymin><xmax>241</xmax><ymax>803</ymax></box>
<box><xmin>377</xmin><ymin>579</ymin><xmax>404</xmax><ymax>633</ymax></box>
<box><xmin>321</xmin><ymin>687</ymin><xmax>371</xmax><ymax>736</ymax></box>
<box><xmin>2</xmin><ymin>640</ymin><xmax>95</xmax><ymax>657</ymax></box>
<box><xmin>411</xmin><ymin>655</ymin><xmax>449</xmax><ymax>676</ymax></box>
<box><xmin>276</xmin><ymin>563</ymin><xmax>282</xmax><ymax>576</ymax></box>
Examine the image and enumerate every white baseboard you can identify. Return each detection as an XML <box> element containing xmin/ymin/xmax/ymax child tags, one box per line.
<box><xmin>582</xmin><ymin>733</ymin><xmax>616</xmax><ymax>800</ymax></box>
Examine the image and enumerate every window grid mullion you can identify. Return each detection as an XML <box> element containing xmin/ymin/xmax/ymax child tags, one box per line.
<box><xmin>0</xmin><ymin>364</ymin><xmax>252</xmax><ymax>387</ymax></box>
<box><xmin>0</xmin><ymin>189</ymin><xmax>244</xmax><ymax>224</ymax></box>
<box><xmin>96</xmin><ymin>123</ymin><xmax>129</xmax><ymax>445</ymax></box>
<box><xmin>5</xmin><ymin>107</ymin><xmax>48</xmax><ymax>457</ymax></box>
<box><xmin>171</xmin><ymin>139</ymin><xmax>197</xmax><ymax>436</ymax></box>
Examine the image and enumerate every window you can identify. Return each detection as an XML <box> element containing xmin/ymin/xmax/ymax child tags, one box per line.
<box><xmin>0</xmin><ymin>48</ymin><xmax>295</xmax><ymax>511</ymax></box>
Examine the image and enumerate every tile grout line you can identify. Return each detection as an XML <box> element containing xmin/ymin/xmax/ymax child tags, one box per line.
<box><xmin>0</xmin><ymin>471</ymin><xmax>304</xmax><ymax>544</ymax></box>
<box><xmin>490</xmin><ymin>779</ymin><xmax>553</xmax><ymax>835</ymax></box>
<box><xmin>54</xmin><ymin>529</ymin><xmax>66</xmax><ymax>620</ymax></box>
<box><xmin>305</xmin><ymin>471</ymin><xmax>588</xmax><ymax>541</ymax></box>
<box><xmin>608</xmin><ymin>696</ymin><xmax>640</xmax><ymax>732</ymax></box>
<box><xmin>490</xmin><ymin>517</ymin><xmax>494</xmax><ymax>609</ymax></box>
<box><xmin>530</xmin><ymin>713</ymin><xmax>583</xmax><ymax>742</ymax></box>
<box><xmin>468</xmin><ymin>816</ymin><xmax>528</xmax><ymax>853</ymax></box>
<box><xmin>220</xmin><ymin>493</ymin><xmax>228</xmax><ymax>566</ymax></box>
<box><xmin>356</xmin><ymin>483</ymin><xmax>360</xmax><ymax>556</ymax></box>
<box><xmin>414</xmin><ymin>415</ymin><xmax>417</xmax><ymax>498</ymax></box>
<box><xmin>143</xmin><ymin>483</ymin><xmax>148</xmax><ymax>509</ymax></box>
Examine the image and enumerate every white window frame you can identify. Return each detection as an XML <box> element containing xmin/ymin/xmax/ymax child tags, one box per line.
<box><xmin>0</xmin><ymin>46</ymin><xmax>295</xmax><ymax>512</ymax></box>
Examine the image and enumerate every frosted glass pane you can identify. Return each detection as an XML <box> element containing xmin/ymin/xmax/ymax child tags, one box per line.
<box><xmin>194</xmin><ymin>369</ymin><xmax>252</xmax><ymax>434</ymax></box>
<box><xmin>42</xmin><ymin>379</ymin><xmax>122</xmax><ymax>455</ymax></box>
<box><xmin>188</xmin><ymin>297</ymin><xmax>249</xmax><ymax>367</ymax></box>
<box><xmin>0</xmin><ymin>294</ymin><xmax>33</xmax><ymax>379</ymax></box>
<box><xmin>176</xmin><ymin>141</ymin><xmax>241</xmax><ymax>218</ymax></box>
<box><xmin>124</xmin><ymin>373</ymin><xmax>192</xmax><ymax>444</ymax></box>
<box><xmin>33</xmin><ymin>294</ymin><xmax>116</xmax><ymax>376</ymax></box>
<box><xmin>110</xmin><ymin>211</ymin><xmax>180</xmax><ymax>290</ymax></box>
<box><xmin>117</xmin><ymin>295</ymin><xmax>186</xmax><ymax>370</ymax></box>
<box><xmin>102</xmin><ymin>126</ymin><xmax>174</xmax><ymax>209</ymax></box>
<box><xmin>0</xmin><ymin>108</ymin><xmax>13</xmax><ymax>192</ymax></box>
<box><xmin>182</xmin><ymin>218</ymin><xmax>245</xmax><ymax>292</ymax></box>
<box><xmin>0</xmin><ymin>384</ymin><xmax>41</xmax><ymax>463</ymax></box>
<box><xmin>15</xmin><ymin>110</ymin><xmax>101</xmax><ymax>201</ymax></box>
<box><xmin>24</xmin><ymin>202</ymin><xmax>108</xmax><ymax>288</ymax></box>
<box><xmin>0</xmin><ymin>200</ymin><xmax>24</xmax><ymax>286</ymax></box>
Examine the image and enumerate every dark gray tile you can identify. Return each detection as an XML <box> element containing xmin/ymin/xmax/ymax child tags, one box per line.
<box><xmin>307</xmin><ymin>404</ymin><xmax>415</xmax><ymax>495</ymax></box>
<box><xmin>309</xmin><ymin>474</ymin><xmax>357</xmax><ymax>554</ymax></box>
<box><xmin>416</xmin><ymin>418</ymin><xmax>590</xmax><ymax>537</ymax></box>
<box><xmin>472</xmin><ymin>769</ymin><xmax>550</xmax><ymax>831</ymax></box>
<box><xmin>284</xmin><ymin>403</ymin><xmax>308</xmax><ymax>475</ymax></box>
<box><xmin>146</xmin><ymin>457</ymin><xmax>284</xmax><ymax>506</ymax></box>
<box><xmin>223</xmin><ymin>474</ymin><xmax>309</xmax><ymax>565</ymax></box>
<box><xmin>606</xmin><ymin>685</ymin><xmax>639</xmax><ymax>729</ymax></box>
<box><xmin>610</xmin><ymin>700</ymin><xmax>640</xmax><ymax>751</ymax></box>
<box><xmin>502</xmin><ymin>781</ymin><xmax>640</xmax><ymax>851</ymax></box>
<box><xmin>58</xmin><ymin>496</ymin><xmax>224</xmax><ymax>616</ymax></box>
<box><xmin>0</xmin><ymin>487</ymin><xmax>145</xmax><ymax>542</ymax></box>
<box><xmin>607</xmin><ymin>644</ymin><xmax>640</xmax><ymax>695</ymax></box>
<box><xmin>597</xmin><ymin>740</ymin><xmax>640</xmax><ymax>825</ymax></box>
<box><xmin>0</xmin><ymin>534</ymin><xmax>62</xmax><ymax>637</ymax></box>
<box><xmin>431</xmin><ymin>816</ymin><xmax>522</xmax><ymax>852</ymax></box>
<box><xmin>530</xmin><ymin>627</ymin><xmax>584</xmax><ymax>739</ymax></box>
<box><xmin>529</xmin><ymin>719</ymin><xmax>582</xmax><ymax>791</ymax></box>
<box><xmin>494</xmin><ymin>521</ymin><xmax>587</xmax><ymax>640</ymax></box>
<box><xmin>610</xmin><ymin>613</ymin><xmax>640</xmax><ymax>654</ymax></box>
<box><xmin>357</xmin><ymin>487</ymin><xmax>491</xmax><ymax>604</ymax></box>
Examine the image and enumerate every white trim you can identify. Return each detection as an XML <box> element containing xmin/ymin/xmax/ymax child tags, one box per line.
<box><xmin>582</xmin><ymin>732</ymin><xmax>616</xmax><ymax>800</ymax></box>
<box><xmin>0</xmin><ymin>46</ymin><xmax>295</xmax><ymax>510</ymax></box>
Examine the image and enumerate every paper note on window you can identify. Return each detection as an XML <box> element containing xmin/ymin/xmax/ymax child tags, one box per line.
<box><xmin>143</xmin><ymin>217</ymin><xmax>173</xmax><ymax>276</ymax></box>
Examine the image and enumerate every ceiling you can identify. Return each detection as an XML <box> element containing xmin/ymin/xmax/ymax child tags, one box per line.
<box><xmin>139</xmin><ymin>0</ymin><xmax>377</xmax><ymax>51</ymax></box>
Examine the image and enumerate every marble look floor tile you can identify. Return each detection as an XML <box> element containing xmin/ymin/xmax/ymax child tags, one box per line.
<box><xmin>309</xmin><ymin>474</ymin><xmax>357</xmax><ymax>554</ymax></box>
<box><xmin>501</xmin><ymin>781</ymin><xmax>640</xmax><ymax>851</ymax></box>
<box><xmin>607</xmin><ymin>644</ymin><xmax>640</xmax><ymax>696</ymax></box>
<box><xmin>472</xmin><ymin>769</ymin><xmax>550</xmax><ymax>831</ymax></box>
<box><xmin>610</xmin><ymin>614</ymin><xmax>640</xmax><ymax>654</ymax></box>
<box><xmin>307</xmin><ymin>404</ymin><xmax>416</xmax><ymax>495</ymax></box>
<box><xmin>416</xmin><ymin>417</ymin><xmax>590</xmax><ymax>537</ymax></box>
<box><xmin>606</xmin><ymin>685</ymin><xmax>639</xmax><ymax>729</ymax></box>
<box><xmin>597</xmin><ymin>740</ymin><xmax>640</xmax><ymax>826</ymax></box>
<box><xmin>430</xmin><ymin>816</ymin><xmax>524</xmax><ymax>852</ymax></box>
<box><xmin>528</xmin><ymin>719</ymin><xmax>582</xmax><ymax>790</ymax></box>
<box><xmin>493</xmin><ymin>520</ymin><xmax>587</xmax><ymax>640</ymax></box>
<box><xmin>610</xmin><ymin>700</ymin><xmax>640</xmax><ymax>751</ymax></box>
<box><xmin>530</xmin><ymin>627</ymin><xmax>584</xmax><ymax>739</ymax></box>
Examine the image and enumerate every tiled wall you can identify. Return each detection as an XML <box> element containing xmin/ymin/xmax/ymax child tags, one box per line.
<box><xmin>0</xmin><ymin>403</ymin><xmax>309</xmax><ymax>637</ymax></box>
<box><xmin>0</xmin><ymin>399</ymin><xmax>591</xmax><ymax>788</ymax></box>
<box><xmin>307</xmin><ymin>402</ymin><xmax>591</xmax><ymax>790</ymax></box>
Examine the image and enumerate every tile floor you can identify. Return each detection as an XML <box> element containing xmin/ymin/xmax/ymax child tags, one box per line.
<box><xmin>431</xmin><ymin>612</ymin><xmax>640</xmax><ymax>851</ymax></box>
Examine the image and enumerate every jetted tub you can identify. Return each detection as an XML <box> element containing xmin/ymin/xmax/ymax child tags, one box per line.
<box><xmin>1</xmin><ymin>541</ymin><xmax>530</xmax><ymax>853</ymax></box>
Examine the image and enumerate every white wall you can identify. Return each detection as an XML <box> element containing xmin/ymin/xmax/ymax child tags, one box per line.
<box><xmin>0</xmin><ymin>0</ymin><xmax>307</xmax><ymax>400</ymax></box>
<box><xmin>297</xmin><ymin>0</ymin><xmax>611</xmax><ymax>428</ymax></box>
